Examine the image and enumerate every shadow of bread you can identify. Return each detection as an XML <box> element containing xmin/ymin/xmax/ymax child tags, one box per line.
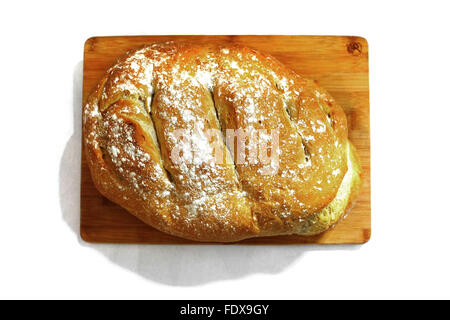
<box><xmin>58</xmin><ymin>61</ymin><xmax>362</xmax><ymax>286</ymax></box>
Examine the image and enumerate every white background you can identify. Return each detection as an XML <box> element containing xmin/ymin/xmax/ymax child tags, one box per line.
<box><xmin>1</xmin><ymin>0</ymin><xmax>449</xmax><ymax>299</ymax></box>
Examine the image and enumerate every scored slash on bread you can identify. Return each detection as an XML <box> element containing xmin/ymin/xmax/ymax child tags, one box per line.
<box><xmin>83</xmin><ymin>41</ymin><xmax>362</xmax><ymax>242</ymax></box>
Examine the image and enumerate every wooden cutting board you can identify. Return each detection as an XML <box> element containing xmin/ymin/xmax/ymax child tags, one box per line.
<box><xmin>81</xmin><ymin>35</ymin><xmax>371</xmax><ymax>244</ymax></box>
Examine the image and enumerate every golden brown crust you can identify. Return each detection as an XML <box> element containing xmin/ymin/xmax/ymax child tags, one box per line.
<box><xmin>83</xmin><ymin>41</ymin><xmax>361</xmax><ymax>242</ymax></box>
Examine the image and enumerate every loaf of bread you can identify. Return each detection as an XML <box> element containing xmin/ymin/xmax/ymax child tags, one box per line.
<box><xmin>83</xmin><ymin>41</ymin><xmax>362</xmax><ymax>242</ymax></box>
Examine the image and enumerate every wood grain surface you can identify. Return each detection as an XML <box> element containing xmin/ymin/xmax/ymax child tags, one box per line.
<box><xmin>80</xmin><ymin>35</ymin><xmax>371</xmax><ymax>244</ymax></box>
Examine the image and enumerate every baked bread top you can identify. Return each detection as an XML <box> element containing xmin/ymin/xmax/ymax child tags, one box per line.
<box><xmin>83</xmin><ymin>41</ymin><xmax>362</xmax><ymax>242</ymax></box>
